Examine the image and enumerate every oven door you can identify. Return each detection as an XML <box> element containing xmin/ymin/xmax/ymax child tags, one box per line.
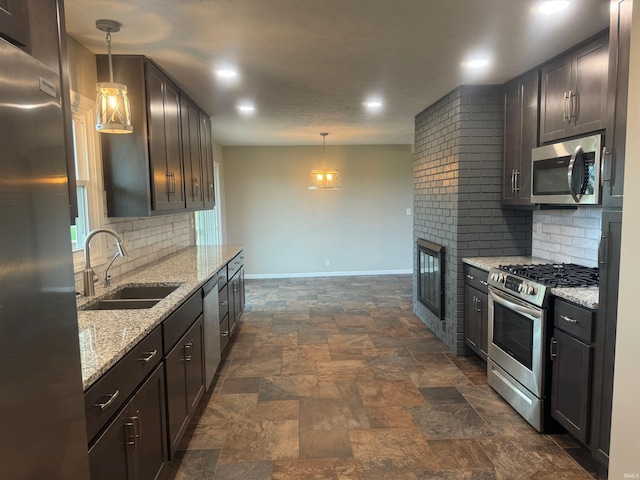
<box><xmin>488</xmin><ymin>287</ymin><xmax>545</xmax><ymax>397</ymax></box>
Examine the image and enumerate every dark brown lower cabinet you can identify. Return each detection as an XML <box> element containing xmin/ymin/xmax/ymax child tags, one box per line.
<box><xmin>165</xmin><ymin>315</ymin><xmax>205</xmax><ymax>457</ymax></box>
<box><xmin>464</xmin><ymin>265</ymin><xmax>489</xmax><ymax>360</ymax></box>
<box><xmin>88</xmin><ymin>364</ymin><xmax>167</xmax><ymax>480</ymax></box>
<box><xmin>550</xmin><ymin>328</ymin><xmax>593</xmax><ymax>444</ymax></box>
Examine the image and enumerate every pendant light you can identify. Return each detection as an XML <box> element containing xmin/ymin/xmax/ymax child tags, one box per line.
<box><xmin>308</xmin><ymin>133</ymin><xmax>341</xmax><ymax>190</ymax></box>
<box><xmin>95</xmin><ymin>19</ymin><xmax>132</xmax><ymax>134</ymax></box>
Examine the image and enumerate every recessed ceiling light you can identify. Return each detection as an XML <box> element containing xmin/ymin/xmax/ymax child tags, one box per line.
<box><xmin>364</xmin><ymin>99</ymin><xmax>383</xmax><ymax>109</ymax></box>
<box><xmin>536</xmin><ymin>1</ymin><xmax>570</xmax><ymax>14</ymax></box>
<box><xmin>464</xmin><ymin>58</ymin><xmax>490</xmax><ymax>69</ymax></box>
<box><xmin>237</xmin><ymin>103</ymin><xmax>255</xmax><ymax>114</ymax></box>
<box><xmin>216</xmin><ymin>69</ymin><xmax>238</xmax><ymax>78</ymax></box>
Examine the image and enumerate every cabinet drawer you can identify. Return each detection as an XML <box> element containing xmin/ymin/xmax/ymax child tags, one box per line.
<box><xmin>554</xmin><ymin>298</ymin><xmax>595</xmax><ymax>343</ymax></box>
<box><xmin>163</xmin><ymin>290</ymin><xmax>203</xmax><ymax>354</ymax></box>
<box><xmin>464</xmin><ymin>265</ymin><xmax>489</xmax><ymax>294</ymax></box>
<box><xmin>217</xmin><ymin>265</ymin><xmax>228</xmax><ymax>288</ymax></box>
<box><xmin>84</xmin><ymin>327</ymin><xmax>162</xmax><ymax>443</ymax></box>
<box><xmin>227</xmin><ymin>252</ymin><xmax>244</xmax><ymax>279</ymax></box>
<box><xmin>219</xmin><ymin>284</ymin><xmax>229</xmax><ymax>320</ymax></box>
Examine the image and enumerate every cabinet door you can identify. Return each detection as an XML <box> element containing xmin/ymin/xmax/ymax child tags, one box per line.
<box><xmin>540</xmin><ymin>54</ymin><xmax>572</xmax><ymax>143</ymax></box>
<box><xmin>165</xmin><ymin>337</ymin><xmax>189</xmax><ymax>457</ymax></box>
<box><xmin>571</xmin><ymin>36</ymin><xmax>608</xmax><ymax>137</ymax></box>
<box><xmin>464</xmin><ymin>285</ymin><xmax>482</xmax><ymax>358</ymax></box>
<box><xmin>164</xmin><ymin>81</ymin><xmax>185</xmax><ymax>210</ymax></box>
<box><xmin>518</xmin><ymin>71</ymin><xmax>539</xmax><ymax>203</ymax></box>
<box><xmin>604</xmin><ymin>0</ymin><xmax>632</xmax><ymax>209</ymax></box>
<box><xmin>0</xmin><ymin>0</ymin><xmax>29</xmax><ymax>46</ymax></box>
<box><xmin>551</xmin><ymin>328</ymin><xmax>593</xmax><ymax>444</ymax></box>
<box><xmin>131</xmin><ymin>365</ymin><xmax>167</xmax><ymax>480</ymax></box>
<box><xmin>591</xmin><ymin>210</ymin><xmax>622</xmax><ymax>464</ymax></box>
<box><xmin>185</xmin><ymin>316</ymin><xmax>205</xmax><ymax>413</ymax></box>
<box><xmin>502</xmin><ymin>81</ymin><xmax>520</xmax><ymax>204</ymax></box>
<box><xmin>89</xmin><ymin>405</ymin><xmax>134</xmax><ymax>480</ymax></box>
<box><xmin>181</xmin><ymin>97</ymin><xmax>203</xmax><ymax>209</ymax></box>
<box><xmin>147</xmin><ymin>65</ymin><xmax>171</xmax><ymax>210</ymax></box>
<box><xmin>200</xmin><ymin>111</ymin><xmax>215</xmax><ymax>208</ymax></box>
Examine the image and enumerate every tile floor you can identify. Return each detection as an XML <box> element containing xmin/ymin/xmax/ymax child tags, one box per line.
<box><xmin>160</xmin><ymin>275</ymin><xmax>607</xmax><ymax>480</ymax></box>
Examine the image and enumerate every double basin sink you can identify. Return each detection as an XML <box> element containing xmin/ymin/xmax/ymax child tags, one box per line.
<box><xmin>80</xmin><ymin>285</ymin><xmax>179</xmax><ymax>311</ymax></box>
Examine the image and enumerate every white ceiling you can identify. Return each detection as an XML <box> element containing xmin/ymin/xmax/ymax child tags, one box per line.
<box><xmin>63</xmin><ymin>1</ymin><xmax>609</xmax><ymax>146</ymax></box>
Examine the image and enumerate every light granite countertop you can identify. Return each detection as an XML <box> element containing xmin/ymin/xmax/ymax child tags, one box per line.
<box><xmin>462</xmin><ymin>256</ymin><xmax>599</xmax><ymax>310</ymax></box>
<box><xmin>76</xmin><ymin>244</ymin><xmax>243</xmax><ymax>391</ymax></box>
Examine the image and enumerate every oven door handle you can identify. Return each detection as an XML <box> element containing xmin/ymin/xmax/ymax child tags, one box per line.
<box><xmin>489</xmin><ymin>287</ymin><xmax>542</xmax><ymax>321</ymax></box>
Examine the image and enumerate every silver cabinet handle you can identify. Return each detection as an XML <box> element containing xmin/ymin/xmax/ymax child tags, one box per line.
<box><xmin>220</xmin><ymin>300</ymin><xmax>228</xmax><ymax>306</ymax></box>
<box><xmin>134</xmin><ymin>410</ymin><xmax>142</xmax><ymax>444</ymax></box>
<box><xmin>599</xmin><ymin>233</ymin><xmax>607</xmax><ymax>266</ymax></box>
<box><xmin>550</xmin><ymin>337</ymin><xmax>558</xmax><ymax>361</ymax></box>
<box><xmin>473</xmin><ymin>296</ymin><xmax>477</xmax><ymax>311</ymax></box>
<box><xmin>563</xmin><ymin>92</ymin><xmax>570</xmax><ymax>121</ymax></box>
<box><xmin>466</xmin><ymin>274</ymin><xmax>475</xmax><ymax>280</ymax></box>
<box><xmin>184</xmin><ymin>340</ymin><xmax>193</xmax><ymax>362</ymax></box>
<box><xmin>511</xmin><ymin>169</ymin><xmax>516</xmax><ymax>193</ymax></box>
<box><xmin>569</xmin><ymin>90</ymin><xmax>576</xmax><ymax>119</ymax></box>
<box><xmin>95</xmin><ymin>390</ymin><xmax>119</xmax><ymax>410</ymax></box>
<box><xmin>125</xmin><ymin>419</ymin><xmax>136</xmax><ymax>447</ymax></box>
<box><xmin>192</xmin><ymin>177</ymin><xmax>199</xmax><ymax>199</ymax></box>
<box><xmin>560</xmin><ymin>315</ymin><xmax>578</xmax><ymax>325</ymax></box>
<box><xmin>476</xmin><ymin>297</ymin><xmax>481</xmax><ymax>313</ymax></box>
<box><xmin>479</xmin><ymin>280</ymin><xmax>488</xmax><ymax>286</ymax></box>
<box><xmin>139</xmin><ymin>349</ymin><xmax>157</xmax><ymax>363</ymax></box>
<box><xmin>221</xmin><ymin>331</ymin><xmax>229</xmax><ymax>337</ymax></box>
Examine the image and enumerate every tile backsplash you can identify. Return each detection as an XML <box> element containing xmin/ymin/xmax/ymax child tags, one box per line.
<box><xmin>532</xmin><ymin>208</ymin><xmax>602</xmax><ymax>267</ymax></box>
<box><xmin>74</xmin><ymin>213</ymin><xmax>194</xmax><ymax>292</ymax></box>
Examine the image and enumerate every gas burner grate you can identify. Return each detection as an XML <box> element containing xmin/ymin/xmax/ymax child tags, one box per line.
<box><xmin>498</xmin><ymin>263</ymin><xmax>599</xmax><ymax>288</ymax></box>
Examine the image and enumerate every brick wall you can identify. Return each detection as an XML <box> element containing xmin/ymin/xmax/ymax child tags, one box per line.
<box><xmin>532</xmin><ymin>208</ymin><xmax>601</xmax><ymax>267</ymax></box>
<box><xmin>413</xmin><ymin>85</ymin><xmax>532</xmax><ymax>355</ymax></box>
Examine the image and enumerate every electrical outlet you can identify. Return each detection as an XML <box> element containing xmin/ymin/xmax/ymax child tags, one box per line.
<box><xmin>406</xmin><ymin>208</ymin><xmax>412</xmax><ymax>216</ymax></box>
<box><xmin>325</xmin><ymin>259</ymin><xmax>330</xmax><ymax>267</ymax></box>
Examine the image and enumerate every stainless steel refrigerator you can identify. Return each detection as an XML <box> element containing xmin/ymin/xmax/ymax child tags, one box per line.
<box><xmin>0</xmin><ymin>38</ymin><xmax>91</xmax><ymax>478</ymax></box>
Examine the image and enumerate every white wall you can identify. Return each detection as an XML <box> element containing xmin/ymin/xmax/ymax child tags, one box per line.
<box><xmin>609</xmin><ymin>1</ymin><xmax>640</xmax><ymax>477</ymax></box>
<box><xmin>223</xmin><ymin>144</ymin><xmax>414</xmax><ymax>277</ymax></box>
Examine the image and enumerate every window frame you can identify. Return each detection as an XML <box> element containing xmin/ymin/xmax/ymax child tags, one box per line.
<box><xmin>70</xmin><ymin>91</ymin><xmax>106</xmax><ymax>273</ymax></box>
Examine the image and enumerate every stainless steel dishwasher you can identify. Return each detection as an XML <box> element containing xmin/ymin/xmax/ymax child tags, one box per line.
<box><xmin>202</xmin><ymin>274</ymin><xmax>221</xmax><ymax>390</ymax></box>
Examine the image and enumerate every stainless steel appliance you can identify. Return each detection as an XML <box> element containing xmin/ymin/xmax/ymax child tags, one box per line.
<box><xmin>0</xmin><ymin>39</ymin><xmax>90</xmax><ymax>478</ymax></box>
<box><xmin>203</xmin><ymin>273</ymin><xmax>221</xmax><ymax>390</ymax></box>
<box><xmin>487</xmin><ymin>263</ymin><xmax>599</xmax><ymax>432</ymax></box>
<box><xmin>531</xmin><ymin>133</ymin><xmax>602</xmax><ymax>205</ymax></box>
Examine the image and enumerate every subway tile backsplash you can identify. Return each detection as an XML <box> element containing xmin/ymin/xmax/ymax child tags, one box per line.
<box><xmin>532</xmin><ymin>207</ymin><xmax>602</xmax><ymax>267</ymax></box>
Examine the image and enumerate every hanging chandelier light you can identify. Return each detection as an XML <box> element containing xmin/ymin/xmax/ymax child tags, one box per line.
<box><xmin>308</xmin><ymin>133</ymin><xmax>341</xmax><ymax>190</ymax></box>
<box><xmin>95</xmin><ymin>19</ymin><xmax>132</xmax><ymax>134</ymax></box>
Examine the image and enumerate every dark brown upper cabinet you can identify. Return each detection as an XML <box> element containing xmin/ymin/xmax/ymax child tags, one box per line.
<box><xmin>0</xmin><ymin>0</ymin><xmax>29</xmax><ymax>46</ymax></box>
<box><xmin>603</xmin><ymin>0</ymin><xmax>632</xmax><ymax>209</ymax></box>
<box><xmin>199</xmin><ymin>111</ymin><xmax>215</xmax><ymax>208</ymax></box>
<box><xmin>540</xmin><ymin>34</ymin><xmax>609</xmax><ymax>144</ymax></box>
<box><xmin>97</xmin><ymin>55</ymin><xmax>214</xmax><ymax>217</ymax></box>
<box><xmin>502</xmin><ymin>70</ymin><xmax>539</xmax><ymax>207</ymax></box>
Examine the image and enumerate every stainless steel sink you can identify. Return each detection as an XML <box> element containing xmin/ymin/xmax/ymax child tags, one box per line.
<box><xmin>80</xmin><ymin>285</ymin><xmax>179</xmax><ymax>311</ymax></box>
<box><xmin>101</xmin><ymin>285</ymin><xmax>178</xmax><ymax>300</ymax></box>
<box><xmin>82</xmin><ymin>299</ymin><xmax>162</xmax><ymax>310</ymax></box>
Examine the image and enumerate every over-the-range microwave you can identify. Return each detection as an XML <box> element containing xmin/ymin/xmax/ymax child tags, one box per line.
<box><xmin>530</xmin><ymin>133</ymin><xmax>602</xmax><ymax>205</ymax></box>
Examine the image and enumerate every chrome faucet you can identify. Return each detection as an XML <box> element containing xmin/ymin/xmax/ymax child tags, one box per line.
<box><xmin>83</xmin><ymin>228</ymin><xmax>128</xmax><ymax>296</ymax></box>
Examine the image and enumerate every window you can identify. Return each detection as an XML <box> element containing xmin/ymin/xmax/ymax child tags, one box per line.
<box><xmin>196</xmin><ymin>161</ymin><xmax>222</xmax><ymax>245</ymax></box>
<box><xmin>69</xmin><ymin>92</ymin><xmax>105</xmax><ymax>271</ymax></box>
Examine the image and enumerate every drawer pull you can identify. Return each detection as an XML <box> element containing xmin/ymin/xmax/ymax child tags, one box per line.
<box><xmin>220</xmin><ymin>300</ymin><xmax>228</xmax><ymax>306</ymax></box>
<box><xmin>221</xmin><ymin>331</ymin><xmax>229</xmax><ymax>337</ymax></box>
<box><xmin>184</xmin><ymin>340</ymin><xmax>193</xmax><ymax>362</ymax></box>
<box><xmin>550</xmin><ymin>337</ymin><xmax>558</xmax><ymax>361</ymax></box>
<box><xmin>139</xmin><ymin>349</ymin><xmax>158</xmax><ymax>363</ymax></box>
<box><xmin>479</xmin><ymin>280</ymin><xmax>488</xmax><ymax>286</ymax></box>
<box><xmin>560</xmin><ymin>315</ymin><xmax>578</xmax><ymax>325</ymax></box>
<box><xmin>95</xmin><ymin>390</ymin><xmax>119</xmax><ymax>410</ymax></box>
<box><xmin>466</xmin><ymin>274</ymin><xmax>475</xmax><ymax>280</ymax></box>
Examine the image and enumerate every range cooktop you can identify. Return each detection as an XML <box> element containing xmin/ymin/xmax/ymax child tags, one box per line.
<box><xmin>498</xmin><ymin>263</ymin><xmax>599</xmax><ymax>288</ymax></box>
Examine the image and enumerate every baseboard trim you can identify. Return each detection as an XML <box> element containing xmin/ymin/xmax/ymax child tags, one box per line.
<box><xmin>245</xmin><ymin>269</ymin><xmax>412</xmax><ymax>280</ymax></box>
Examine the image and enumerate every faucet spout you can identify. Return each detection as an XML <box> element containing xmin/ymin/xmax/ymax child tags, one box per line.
<box><xmin>83</xmin><ymin>228</ymin><xmax>127</xmax><ymax>296</ymax></box>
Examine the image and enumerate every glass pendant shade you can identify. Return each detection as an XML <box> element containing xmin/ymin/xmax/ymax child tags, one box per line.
<box><xmin>96</xmin><ymin>82</ymin><xmax>132</xmax><ymax>133</ymax></box>
<box><xmin>95</xmin><ymin>19</ymin><xmax>132</xmax><ymax>134</ymax></box>
<box><xmin>308</xmin><ymin>133</ymin><xmax>341</xmax><ymax>190</ymax></box>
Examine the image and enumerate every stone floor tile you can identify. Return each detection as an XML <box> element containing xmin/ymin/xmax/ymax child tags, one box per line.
<box><xmin>179</xmin><ymin>423</ymin><xmax>228</xmax><ymax>450</ymax></box>
<box><xmin>282</xmin><ymin>344</ymin><xmax>332</xmax><ymax>362</ymax></box>
<box><xmin>219</xmin><ymin>377</ymin><xmax>261</xmax><ymax>394</ymax></box>
<box><xmin>218</xmin><ymin>420</ymin><xmax>299</xmax><ymax>464</ymax></box>
<box><xmin>160</xmin><ymin>449</ymin><xmax>219</xmax><ymax>480</ymax></box>
<box><xmin>197</xmin><ymin>393</ymin><xmax>258</xmax><ymax>425</ymax></box>
<box><xmin>365</xmin><ymin>406</ymin><xmax>416</xmax><ymax>429</ymax></box>
<box><xmin>299</xmin><ymin>397</ymin><xmax>370</xmax><ymax>431</ymax></box>
<box><xmin>418</xmin><ymin>387</ymin><xmax>468</xmax><ymax>405</ymax></box>
<box><xmin>258</xmin><ymin>374</ymin><xmax>319</xmax><ymax>400</ymax></box>
<box><xmin>252</xmin><ymin>400</ymin><xmax>299</xmax><ymax>422</ymax></box>
<box><xmin>225</xmin><ymin>357</ymin><xmax>282</xmax><ymax>378</ymax></box>
<box><xmin>272</xmin><ymin>458</ymin><xmax>358</xmax><ymax>480</ymax></box>
<box><xmin>299</xmin><ymin>430</ymin><xmax>353</xmax><ymax>459</ymax></box>
<box><xmin>280</xmin><ymin>360</ymin><xmax>317</xmax><ymax>376</ymax></box>
<box><xmin>426</xmin><ymin>439</ymin><xmax>495</xmax><ymax>470</ymax></box>
<box><xmin>410</xmin><ymin>403</ymin><xmax>494</xmax><ymax>439</ymax></box>
<box><xmin>213</xmin><ymin>461</ymin><xmax>272</xmax><ymax>480</ymax></box>
<box><xmin>357</xmin><ymin>380</ymin><xmax>426</xmax><ymax>408</ymax></box>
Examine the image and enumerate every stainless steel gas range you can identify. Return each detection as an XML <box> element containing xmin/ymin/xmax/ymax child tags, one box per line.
<box><xmin>486</xmin><ymin>263</ymin><xmax>599</xmax><ymax>432</ymax></box>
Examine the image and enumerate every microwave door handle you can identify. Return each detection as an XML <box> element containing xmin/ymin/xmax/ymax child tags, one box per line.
<box><xmin>567</xmin><ymin>145</ymin><xmax>583</xmax><ymax>203</ymax></box>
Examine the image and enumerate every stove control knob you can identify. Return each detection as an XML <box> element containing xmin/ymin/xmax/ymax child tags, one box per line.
<box><xmin>517</xmin><ymin>284</ymin><xmax>523</xmax><ymax>293</ymax></box>
<box><xmin>499</xmin><ymin>274</ymin><xmax>506</xmax><ymax>283</ymax></box>
<box><xmin>525</xmin><ymin>285</ymin><xmax>536</xmax><ymax>295</ymax></box>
